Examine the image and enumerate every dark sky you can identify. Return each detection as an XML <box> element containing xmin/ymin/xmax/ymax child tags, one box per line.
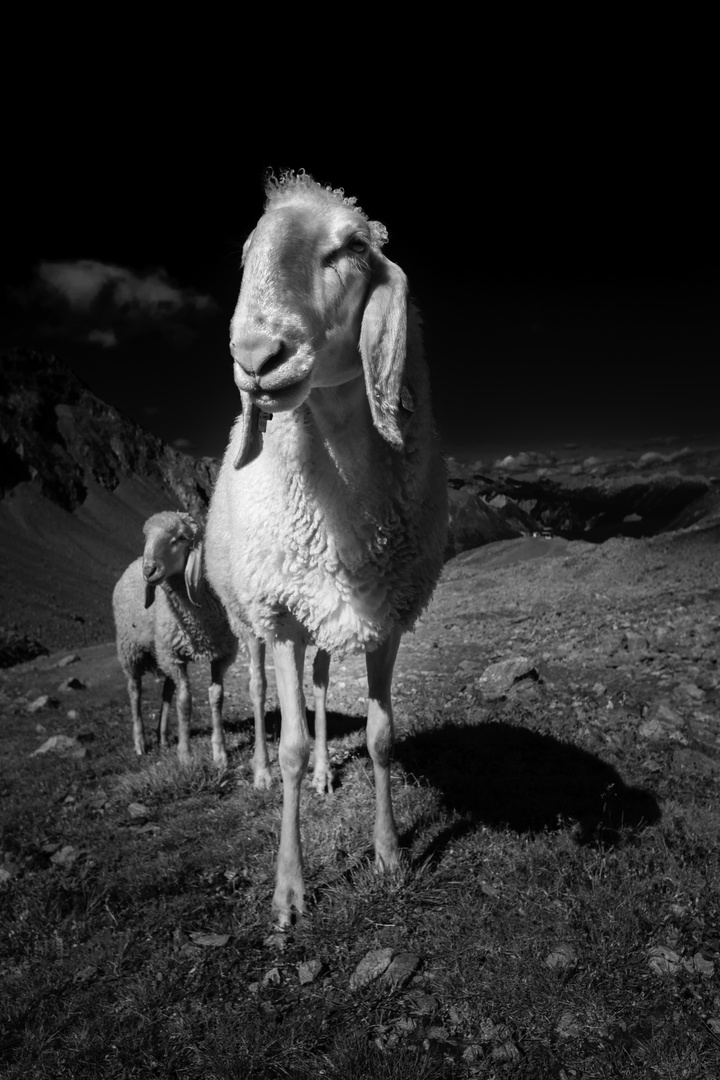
<box><xmin>2</xmin><ymin>58</ymin><xmax>717</xmax><ymax>463</ymax></box>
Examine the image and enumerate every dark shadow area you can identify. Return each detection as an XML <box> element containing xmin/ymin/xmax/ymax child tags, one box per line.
<box><xmin>217</xmin><ymin>708</ymin><xmax>366</xmax><ymax>748</ymax></box>
<box><xmin>394</xmin><ymin>719</ymin><xmax>661</xmax><ymax>848</ymax></box>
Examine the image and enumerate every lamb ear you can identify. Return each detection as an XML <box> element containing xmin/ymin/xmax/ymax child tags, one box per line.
<box><xmin>359</xmin><ymin>253</ymin><xmax>408</xmax><ymax>448</ymax></box>
<box><xmin>233</xmin><ymin>388</ymin><xmax>264</xmax><ymax>469</ymax></box>
<box><xmin>185</xmin><ymin>543</ymin><xmax>205</xmax><ymax>607</ymax></box>
<box><xmin>144</xmin><ymin>583</ymin><xmax>156</xmax><ymax>609</ymax></box>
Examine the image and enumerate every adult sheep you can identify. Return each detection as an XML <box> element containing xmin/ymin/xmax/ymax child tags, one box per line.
<box><xmin>205</xmin><ymin>170</ymin><xmax>448</xmax><ymax>925</ymax></box>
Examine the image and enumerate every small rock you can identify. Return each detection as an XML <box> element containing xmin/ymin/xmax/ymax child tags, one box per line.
<box><xmin>350</xmin><ymin>947</ymin><xmax>394</xmax><ymax>990</ymax></box>
<box><xmin>66</xmin><ymin>710</ymin><xmax>79</xmax><ymax>721</ymax></box>
<box><xmin>30</xmin><ymin>734</ymin><xmax>85</xmax><ymax>758</ymax></box>
<box><xmin>0</xmin><ymin>867</ymin><xmax>15</xmax><ymax>885</ymax></box>
<box><xmin>545</xmin><ymin>942</ymin><xmax>578</xmax><ymax>969</ymax></box>
<box><xmin>297</xmin><ymin>959</ymin><xmax>324</xmax><ymax>985</ymax></box>
<box><xmin>683</xmin><ymin>952</ymin><xmax>715</xmax><ymax>976</ymax></box>
<box><xmin>58</xmin><ymin>677</ymin><xmax>86</xmax><ymax>692</ymax></box>
<box><xmin>127</xmin><ymin>802</ymin><xmax>152</xmax><ymax>821</ymax></box>
<box><xmin>648</xmin><ymin>945</ymin><xmax>681</xmax><ymax>975</ymax></box>
<box><xmin>379</xmin><ymin>952</ymin><xmax>421</xmax><ymax>988</ymax></box>
<box><xmin>262</xmin><ymin>966</ymin><xmax>282</xmax><ymax>986</ymax></box>
<box><xmin>673</xmin><ymin>748</ymin><xmax>718</xmax><ymax>777</ymax></box>
<box><xmin>50</xmin><ymin>845</ymin><xmax>79</xmax><ymax>867</ymax></box>
<box><xmin>556</xmin><ymin>1011</ymin><xmax>581</xmax><ymax>1038</ymax></box>
<box><xmin>189</xmin><ymin>931</ymin><xmax>231</xmax><ymax>948</ymax></box>
<box><xmin>27</xmin><ymin>695</ymin><xmax>60</xmax><ymax>713</ymax></box>
<box><xmin>491</xmin><ymin>1040</ymin><xmax>521</xmax><ymax>1063</ymax></box>
<box><xmin>57</xmin><ymin>654</ymin><xmax>81</xmax><ymax>668</ymax></box>
<box><xmin>475</xmin><ymin>656</ymin><xmax>538</xmax><ymax>699</ymax></box>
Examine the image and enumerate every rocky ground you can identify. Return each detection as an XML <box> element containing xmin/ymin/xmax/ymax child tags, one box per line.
<box><xmin>3</xmin><ymin>524</ymin><xmax>718</xmax><ymax>799</ymax></box>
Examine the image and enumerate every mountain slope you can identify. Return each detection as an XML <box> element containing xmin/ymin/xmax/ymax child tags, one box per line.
<box><xmin>0</xmin><ymin>349</ymin><xmax>222</xmax><ymax>653</ymax></box>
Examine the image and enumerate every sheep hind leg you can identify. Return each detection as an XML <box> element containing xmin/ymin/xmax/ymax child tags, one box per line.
<box><xmin>311</xmin><ymin>648</ymin><xmax>335</xmax><ymax>795</ymax></box>
<box><xmin>248</xmin><ymin>636</ymin><xmax>271</xmax><ymax>790</ymax></box>
<box><xmin>271</xmin><ymin>633</ymin><xmax>310</xmax><ymax>926</ymax></box>
<box><xmin>157</xmin><ymin>677</ymin><xmax>175</xmax><ymax>750</ymax></box>
<box><xmin>128</xmin><ymin>672</ymin><xmax>145</xmax><ymax>756</ymax></box>
<box><xmin>366</xmin><ymin>627</ymin><xmax>402</xmax><ymax>873</ymax></box>
<box><xmin>174</xmin><ymin>663</ymin><xmax>192</xmax><ymax>764</ymax></box>
<box><xmin>208</xmin><ymin>657</ymin><xmax>230</xmax><ymax>769</ymax></box>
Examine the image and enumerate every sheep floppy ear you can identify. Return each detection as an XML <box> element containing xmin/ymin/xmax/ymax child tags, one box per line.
<box><xmin>185</xmin><ymin>542</ymin><xmax>205</xmax><ymax>607</ymax></box>
<box><xmin>233</xmin><ymin>388</ymin><xmax>265</xmax><ymax>469</ymax></box>
<box><xmin>360</xmin><ymin>253</ymin><xmax>409</xmax><ymax>448</ymax></box>
<box><xmin>144</xmin><ymin>583</ymin><xmax>156</xmax><ymax>609</ymax></box>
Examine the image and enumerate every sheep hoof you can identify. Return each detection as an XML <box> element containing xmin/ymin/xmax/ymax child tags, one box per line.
<box><xmin>253</xmin><ymin>768</ymin><xmax>273</xmax><ymax>791</ymax></box>
<box><xmin>312</xmin><ymin>766</ymin><xmax>335</xmax><ymax>796</ymax></box>
<box><xmin>272</xmin><ymin>890</ymin><xmax>306</xmax><ymax>928</ymax></box>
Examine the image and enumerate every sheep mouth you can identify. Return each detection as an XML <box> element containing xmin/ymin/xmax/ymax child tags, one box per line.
<box><xmin>251</xmin><ymin>373</ymin><xmax>312</xmax><ymax>413</ymax></box>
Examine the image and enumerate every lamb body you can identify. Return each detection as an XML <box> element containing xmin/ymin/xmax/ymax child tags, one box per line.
<box><xmin>205</xmin><ymin>171</ymin><xmax>448</xmax><ymax>923</ymax></box>
<box><xmin>113</xmin><ymin>511</ymin><xmax>249</xmax><ymax>767</ymax></box>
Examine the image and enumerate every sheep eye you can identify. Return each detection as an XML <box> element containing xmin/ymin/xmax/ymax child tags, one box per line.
<box><xmin>347</xmin><ymin>237</ymin><xmax>368</xmax><ymax>254</ymax></box>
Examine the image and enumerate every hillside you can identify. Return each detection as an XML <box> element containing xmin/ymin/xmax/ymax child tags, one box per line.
<box><xmin>0</xmin><ymin>349</ymin><xmax>220</xmax><ymax>652</ymax></box>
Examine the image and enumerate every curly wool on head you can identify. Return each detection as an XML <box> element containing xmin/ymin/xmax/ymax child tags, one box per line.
<box><xmin>263</xmin><ymin>168</ymin><xmax>389</xmax><ymax>249</ymax></box>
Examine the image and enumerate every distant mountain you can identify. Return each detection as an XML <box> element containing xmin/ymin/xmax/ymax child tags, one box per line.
<box><xmin>0</xmin><ymin>349</ymin><xmax>222</xmax><ymax>655</ymax></box>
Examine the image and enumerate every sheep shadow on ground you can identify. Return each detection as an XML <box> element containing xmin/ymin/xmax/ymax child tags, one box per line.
<box><xmin>393</xmin><ymin>719</ymin><xmax>661</xmax><ymax>856</ymax></box>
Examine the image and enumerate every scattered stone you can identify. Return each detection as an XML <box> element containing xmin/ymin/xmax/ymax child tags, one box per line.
<box><xmin>639</xmin><ymin>700</ymin><xmax>687</xmax><ymax>743</ymax></box>
<box><xmin>127</xmin><ymin>802</ymin><xmax>152</xmax><ymax>821</ymax></box>
<box><xmin>297</xmin><ymin>959</ymin><xmax>324</xmax><ymax>985</ymax></box>
<box><xmin>673</xmin><ymin>748</ymin><xmax>718</xmax><ymax>777</ymax></box>
<box><xmin>379</xmin><ymin>952</ymin><xmax>421</xmax><ymax>988</ymax></box>
<box><xmin>475</xmin><ymin>656</ymin><xmax>538</xmax><ymax>698</ymax></box>
<box><xmin>491</xmin><ymin>1040</ymin><xmax>521</xmax><ymax>1063</ymax></box>
<box><xmin>647</xmin><ymin>945</ymin><xmax>682</xmax><ymax>975</ymax></box>
<box><xmin>545</xmin><ymin>942</ymin><xmax>578</xmax><ymax>969</ymax></box>
<box><xmin>27</xmin><ymin>695</ymin><xmax>60</xmax><ymax>713</ymax></box>
<box><xmin>556</xmin><ymin>1011</ymin><xmax>581</xmax><ymax>1038</ymax></box>
<box><xmin>683</xmin><ymin>952</ymin><xmax>715</xmax><ymax>976</ymax></box>
<box><xmin>58</xmin><ymin>677</ymin><xmax>86</xmax><ymax>692</ymax></box>
<box><xmin>349</xmin><ymin>947</ymin><xmax>394</xmax><ymax>990</ymax></box>
<box><xmin>0</xmin><ymin>867</ymin><xmax>16</xmax><ymax>885</ymax></box>
<box><xmin>406</xmin><ymin>990</ymin><xmax>439</xmax><ymax>1014</ymax></box>
<box><xmin>56</xmin><ymin>654</ymin><xmax>81</xmax><ymax>668</ymax></box>
<box><xmin>66</xmin><ymin>709</ymin><xmax>79</xmax><ymax>721</ymax></box>
<box><xmin>262</xmin><ymin>966</ymin><xmax>281</xmax><ymax>986</ymax></box>
<box><xmin>30</xmin><ymin>734</ymin><xmax>86</xmax><ymax>757</ymax></box>
<box><xmin>189</xmin><ymin>931</ymin><xmax>231</xmax><ymax>948</ymax></box>
<box><xmin>50</xmin><ymin>845</ymin><xmax>80</xmax><ymax>867</ymax></box>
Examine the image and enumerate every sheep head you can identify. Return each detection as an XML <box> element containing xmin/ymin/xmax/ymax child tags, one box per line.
<box><xmin>141</xmin><ymin>511</ymin><xmax>204</xmax><ymax>608</ymax></box>
<box><xmin>230</xmin><ymin>171</ymin><xmax>410</xmax><ymax>467</ymax></box>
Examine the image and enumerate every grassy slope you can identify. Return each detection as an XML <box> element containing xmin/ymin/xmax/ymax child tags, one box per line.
<box><xmin>1</xmin><ymin>533</ymin><xmax>719</xmax><ymax>1079</ymax></box>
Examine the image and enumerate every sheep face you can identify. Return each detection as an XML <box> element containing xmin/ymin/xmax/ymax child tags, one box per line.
<box><xmin>141</xmin><ymin>512</ymin><xmax>203</xmax><ymax>607</ymax></box>
<box><xmin>230</xmin><ymin>185</ymin><xmax>410</xmax><ymax>449</ymax></box>
<box><xmin>231</xmin><ymin>201</ymin><xmax>374</xmax><ymax>412</ymax></box>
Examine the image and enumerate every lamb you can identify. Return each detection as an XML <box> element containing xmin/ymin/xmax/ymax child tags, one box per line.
<box><xmin>204</xmin><ymin>170</ymin><xmax>448</xmax><ymax>925</ymax></box>
<box><xmin>112</xmin><ymin>510</ymin><xmax>246</xmax><ymax>769</ymax></box>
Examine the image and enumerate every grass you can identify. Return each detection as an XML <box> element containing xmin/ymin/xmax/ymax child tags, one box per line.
<box><xmin>2</xmin><ymin>677</ymin><xmax>720</xmax><ymax>1079</ymax></box>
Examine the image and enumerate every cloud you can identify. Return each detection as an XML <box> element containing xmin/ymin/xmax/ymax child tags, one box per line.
<box><xmin>17</xmin><ymin>259</ymin><xmax>219</xmax><ymax>347</ymax></box>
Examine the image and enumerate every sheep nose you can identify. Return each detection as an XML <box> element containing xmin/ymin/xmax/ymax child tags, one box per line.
<box><xmin>231</xmin><ymin>332</ymin><xmax>286</xmax><ymax>378</ymax></box>
<box><xmin>143</xmin><ymin>560</ymin><xmax>160</xmax><ymax>582</ymax></box>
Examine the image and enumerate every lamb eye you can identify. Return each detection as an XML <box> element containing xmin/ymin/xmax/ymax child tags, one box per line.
<box><xmin>347</xmin><ymin>237</ymin><xmax>368</xmax><ymax>254</ymax></box>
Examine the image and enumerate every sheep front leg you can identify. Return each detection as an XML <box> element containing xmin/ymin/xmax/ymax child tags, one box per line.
<box><xmin>128</xmin><ymin>672</ymin><xmax>145</xmax><ymax>755</ymax></box>
<box><xmin>157</xmin><ymin>677</ymin><xmax>175</xmax><ymax>749</ymax></box>
<box><xmin>366</xmin><ymin>627</ymin><xmax>401</xmax><ymax>872</ymax></box>
<box><xmin>248</xmin><ymin>635</ymin><xmax>271</xmax><ymax>789</ymax></box>
<box><xmin>174</xmin><ymin>663</ymin><xmax>192</xmax><ymax>763</ymax></box>
<box><xmin>208</xmin><ymin>658</ymin><xmax>229</xmax><ymax>769</ymax></box>
<box><xmin>272</xmin><ymin>634</ymin><xmax>309</xmax><ymax>926</ymax></box>
<box><xmin>311</xmin><ymin>648</ymin><xmax>334</xmax><ymax>795</ymax></box>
